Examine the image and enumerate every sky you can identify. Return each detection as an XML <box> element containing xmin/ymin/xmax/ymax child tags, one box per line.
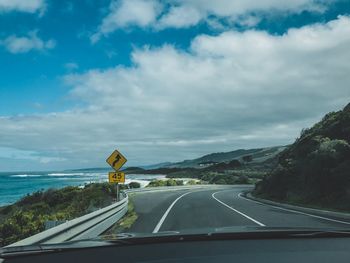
<box><xmin>0</xmin><ymin>0</ymin><xmax>350</xmax><ymax>171</ymax></box>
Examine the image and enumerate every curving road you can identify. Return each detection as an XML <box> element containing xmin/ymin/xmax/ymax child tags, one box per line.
<box><xmin>126</xmin><ymin>185</ymin><xmax>350</xmax><ymax>234</ymax></box>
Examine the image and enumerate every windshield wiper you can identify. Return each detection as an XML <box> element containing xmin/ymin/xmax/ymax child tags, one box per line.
<box><xmin>289</xmin><ymin>230</ymin><xmax>350</xmax><ymax>238</ymax></box>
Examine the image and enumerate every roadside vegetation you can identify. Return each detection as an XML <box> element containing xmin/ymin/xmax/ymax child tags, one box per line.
<box><xmin>187</xmin><ymin>179</ymin><xmax>201</xmax><ymax>185</ymax></box>
<box><xmin>200</xmin><ymin>173</ymin><xmax>251</xmax><ymax>185</ymax></box>
<box><xmin>125</xmin><ymin>153</ymin><xmax>274</xmax><ymax>187</ymax></box>
<box><xmin>128</xmin><ymin>182</ymin><xmax>141</xmax><ymax>188</ymax></box>
<box><xmin>146</xmin><ymin>179</ymin><xmax>184</xmax><ymax>187</ymax></box>
<box><xmin>103</xmin><ymin>195</ymin><xmax>138</xmax><ymax>235</ymax></box>
<box><xmin>145</xmin><ymin>174</ymin><xmax>255</xmax><ymax>187</ymax></box>
<box><xmin>0</xmin><ymin>182</ymin><xmax>133</xmax><ymax>247</ymax></box>
<box><xmin>144</xmin><ymin>168</ymin><xmax>264</xmax><ymax>186</ymax></box>
<box><xmin>254</xmin><ymin>103</ymin><xmax>350</xmax><ymax>212</ymax></box>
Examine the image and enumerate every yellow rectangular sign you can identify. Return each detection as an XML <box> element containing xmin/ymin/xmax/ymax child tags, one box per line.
<box><xmin>106</xmin><ymin>150</ymin><xmax>127</xmax><ymax>171</ymax></box>
<box><xmin>108</xmin><ymin>172</ymin><xmax>125</xmax><ymax>183</ymax></box>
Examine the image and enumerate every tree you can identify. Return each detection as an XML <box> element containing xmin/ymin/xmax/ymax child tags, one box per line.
<box><xmin>242</xmin><ymin>155</ymin><xmax>253</xmax><ymax>162</ymax></box>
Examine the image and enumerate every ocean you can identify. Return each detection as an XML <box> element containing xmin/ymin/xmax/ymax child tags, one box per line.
<box><xmin>0</xmin><ymin>170</ymin><xmax>165</xmax><ymax>206</ymax></box>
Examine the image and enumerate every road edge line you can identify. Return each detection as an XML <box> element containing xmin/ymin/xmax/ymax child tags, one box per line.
<box><xmin>212</xmin><ymin>191</ymin><xmax>265</xmax><ymax>227</ymax></box>
<box><xmin>238</xmin><ymin>193</ymin><xmax>350</xmax><ymax>226</ymax></box>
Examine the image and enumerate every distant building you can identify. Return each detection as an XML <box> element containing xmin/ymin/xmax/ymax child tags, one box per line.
<box><xmin>198</xmin><ymin>161</ymin><xmax>219</xmax><ymax>167</ymax></box>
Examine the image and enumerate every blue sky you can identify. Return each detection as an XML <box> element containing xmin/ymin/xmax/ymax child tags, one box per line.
<box><xmin>0</xmin><ymin>0</ymin><xmax>350</xmax><ymax>171</ymax></box>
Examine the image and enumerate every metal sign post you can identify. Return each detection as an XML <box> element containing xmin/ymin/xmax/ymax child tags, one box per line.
<box><xmin>116</xmin><ymin>183</ymin><xmax>119</xmax><ymax>202</ymax></box>
<box><xmin>106</xmin><ymin>150</ymin><xmax>127</xmax><ymax>202</ymax></box>
<box><xmin>108</xmin><ymin>171</ymin><xmax>125</xmax><ymax>202</ymax></box>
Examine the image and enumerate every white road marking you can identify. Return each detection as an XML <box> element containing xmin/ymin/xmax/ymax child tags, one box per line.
<box><xmin>238</xmin><ymin>193</ymin><xmax>350</xmax><ymax>226</ymax></box>
<box><xmin>152</xmin><ymin>191</ymin><xmax>193</xmax><ymax>233</ymax></box>
<box><xmin>212</xmin><ymin>191</ymin><xmax>265</xmax><ymax>226</ymax></box>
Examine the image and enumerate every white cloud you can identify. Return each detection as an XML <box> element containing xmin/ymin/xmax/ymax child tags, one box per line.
<box><xmin>157</xmin><ymin>5</ymin><xmax>202</xmax><ymax>29</ymax></box>
<box><xmin>92</xmin><ymin>0</ymin><xmax>334</xmax><ymax>41</ymax></box>
<box><xmin>64</xmin><ymin>62</ymin><xmax>79</xmax><ymax>71</ymax></box>
<box><xmin>172</xmin><ymin>0</ymin><xmax>329</xmax><ymax>17</ymax></box>
<box><xmin>0</xmin><ymin>0</ymin><xmax>46</xmax><ymax>14</ymax></box>
<box><xmin>235</xmin><ymin>15</ymin><xmax>262</xmax><ymax>27</ymax></box>
<box><xmin>0</xmin><ymin>147</ymin><xmax>66</xmax><ymax>164</ymax></box>
<box><xmin>1</xmin><ymin>16</ymin><xmax>350</xmax><ymax>169</ymax></box>
<box><xmin>91</xmin><ymin>0</ymin><xmax>161</xmax><ymax>43</ymax></box>
<box><xmin>1</xmin><ymin>31</ymin><xmax>55</xmax><ymax>54</ymax></box>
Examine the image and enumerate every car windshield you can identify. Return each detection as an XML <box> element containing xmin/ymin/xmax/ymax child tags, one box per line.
<box><xmin>1</xmin><ymin>0</ymin><xmax>350</xmax><ymax>253</ymax></box>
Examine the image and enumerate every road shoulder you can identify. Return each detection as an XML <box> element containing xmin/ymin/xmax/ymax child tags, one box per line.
<box><xmin>243</xmin><ymin>192</ymin><xmax>350</xmax><ymax>222</ymax></box>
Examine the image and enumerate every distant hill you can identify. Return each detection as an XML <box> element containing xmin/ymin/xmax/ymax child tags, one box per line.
<box><xmin>121</xmin><ymin>167</ymin><xmax>145</xmax><ymax>174</ymax></box>
<box><xmin>162</xmin><ymin>146</ymin><xmax>286</xmax><ymax>168</ymax></box>
<box><xmin>67</xmin><ymin>147</ymin><xmax>285</xmax><ymax>174</ymax></box>
<box><xmin>255</xmin><ymin>103</ymin><xmax>350</xmax><ymax>212</ymax></box>
<box><xmin>139</xmin><ymin>162</ymin><xmax>173</xmax><ymax>170</ymax></box>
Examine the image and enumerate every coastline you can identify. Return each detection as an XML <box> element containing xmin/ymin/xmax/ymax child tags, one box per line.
<box><xmin>0</xmin><ymin>172</ymin><xmax>166</xmax><ymax>206</ymax></box>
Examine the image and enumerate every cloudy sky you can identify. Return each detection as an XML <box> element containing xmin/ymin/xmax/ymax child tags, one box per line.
<box><xmin>0</xmin><ymin>0</ymin><xmax>350</xmax><ymax>171</ymax></box>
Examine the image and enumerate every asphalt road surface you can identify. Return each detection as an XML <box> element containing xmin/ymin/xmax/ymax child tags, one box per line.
<box><xmin>127</xmin><ymin>185</ymin><xmax>350</xmax><ymax>234</ymax></box>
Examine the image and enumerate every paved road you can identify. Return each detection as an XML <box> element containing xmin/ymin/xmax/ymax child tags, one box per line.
<box><xmin>127</xmin><ymin>185</ymin><xmax>350</xmax><ymax>234</ymax></box>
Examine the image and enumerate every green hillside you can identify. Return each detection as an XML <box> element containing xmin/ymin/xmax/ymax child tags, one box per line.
<box><xmin>164</xmin><ymin>146</ymin><xmax>285</xmax><ymax>168</ymax></box>
<box><xmin>254</xmin><ymin>103</ymin><xmax>350</xmax><ymax>211</ymax></box>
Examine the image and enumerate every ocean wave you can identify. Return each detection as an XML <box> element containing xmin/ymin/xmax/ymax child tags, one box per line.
<box><xmin>10</xmin><ymin>174</ymin><xmax>42</xmax><ymax>178</ymax></box>
<box><xmin>79</xmin><ymin>173</ymin><xmax>106</xmax><ymax>177</ymax></box>
<box><xmin>55</xmin><ymin>177</ymin><xmax>104</xmax><ymax>181</ymax></box>
<box><xmin>48</xmin><ymin>173</ymin><xmax>85</xmax><ymax>176</ymax></box>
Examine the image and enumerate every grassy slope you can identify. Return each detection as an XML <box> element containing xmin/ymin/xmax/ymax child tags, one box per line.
<box><xmin>103</xmin><ymin>195</ymin><xmax>138</xmax><ymax>235</ymax></box>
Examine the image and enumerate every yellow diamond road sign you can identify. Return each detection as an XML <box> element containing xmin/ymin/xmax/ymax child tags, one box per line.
<box><xmin>106</xmin><ymin>150</ymin><xmax>127</xmax><ymax>171</ymax></box>
<box><xmin>109</xmin><ymin>172</ymin><xmax>125</xmax><ymax>183</ymax></box>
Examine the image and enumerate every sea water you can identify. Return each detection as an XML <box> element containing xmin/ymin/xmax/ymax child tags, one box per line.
<box><xmin>0</xmin><ymin>170</ymin><xmax>165</xmax><ymax>206</ymax></box>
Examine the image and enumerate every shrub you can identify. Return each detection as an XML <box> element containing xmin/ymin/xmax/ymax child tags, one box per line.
<box><xmin>147</xmin><ymin>180</ymin><xmax>166</xmax><ymax>187</ymax></box>
<box><xmin>187</xmin><ymin>180</ymin><xmax>197</xmax><ymax>185</ymax></box>
<box><xmin>215</xmin><ymin>179</ymin><xmax>227</xmax><ymax>185</ymax></box>
<box><xmin>129</xmin><ymin>182</ymin><xmax>141</xmax><ymax>188</ymax></box>
<box><xmin>237</xmin><ymin>175</ymin><xmax>249</xmax><ymax>184</ymax></box>
<box><xmin>176</xmin><ymin>180</ymin><xmax>184</xmax><ymax>186</ymax></box>
<box><xmin>147</xmin><ymin>179</ymin><xmax>184</xmax><ymax>187</ymax></box>
<box><xmin>166</xmin><ymin>179</ymin><xmax>177</xmax><ymax>186</ymax></box>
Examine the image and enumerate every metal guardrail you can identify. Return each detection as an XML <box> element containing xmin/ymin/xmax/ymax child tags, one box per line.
<box><xmin>7</xmin><ymin>194</ymin><xmax>129</xmax><ymax>247</ymax></box>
